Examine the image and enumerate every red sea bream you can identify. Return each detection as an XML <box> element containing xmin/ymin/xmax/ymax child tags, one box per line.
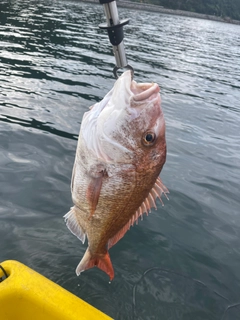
<box><xmin>64</xmin><ymin>70</ymin><xmax>168</xmax><ymax>280</ymax></box>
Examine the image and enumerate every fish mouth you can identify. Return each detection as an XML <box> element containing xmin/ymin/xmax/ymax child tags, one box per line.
<box><xmin>107</xmin><ymin>70</ymin><xmax>160</xmax><ymax>108</ymax></box>
<box><xmin>130</xmin><ymin>80</ymin><xmax>160</xmax><ymax>102</ymax></box>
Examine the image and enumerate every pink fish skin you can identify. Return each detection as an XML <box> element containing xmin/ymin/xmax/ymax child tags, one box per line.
<box><xmin>64</xmin><ymin>71</ymin><xmax>168</xmax><ymax>280</ymax></box>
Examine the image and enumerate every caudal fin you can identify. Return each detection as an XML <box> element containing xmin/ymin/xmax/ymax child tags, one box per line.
<box><xmin>76</xmin><ymin>248</ymin><xmax>114</xmax><ymax>281</ymax></box>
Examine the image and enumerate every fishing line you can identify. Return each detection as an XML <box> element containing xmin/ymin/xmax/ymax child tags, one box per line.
<box><xmin>132</xmin><ymin>266</ymin><xmax>240</xmax><ymax>320</ymax></box>
<box><xmin>220</xmin><ymin>303</ymin><xmax>240</xmax><ymax>320</ymax></box>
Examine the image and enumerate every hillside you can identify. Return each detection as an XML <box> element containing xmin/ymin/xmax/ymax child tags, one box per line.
<box><xmin>131</xmin><ymin>0</ymin><xmax>240</xmax><ymax>21</ymax></box>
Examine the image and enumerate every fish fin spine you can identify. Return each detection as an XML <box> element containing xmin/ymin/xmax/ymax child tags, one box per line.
<box><xmin>63</xmin><ymin>207</ymin><xmax>86</xmax><ymax>244</ymax></box>
<box><xmin>156</xmin><ymin>177</ymin><xmax>169</xmax><ymax>200</ymax></box>
<box><xmin>107</xmin><ymin>177</ymin><xmax>168</xmax><ymax>249</ymax></box>
<box><xmin>142</xmin><ymin>177</ymin><xmax>169</xmax><ymax>213</ymax></box>
<box><xmin>76</xmin><ymin>248</ymin><xmax>114</xmax><ymax>281</ymax></box>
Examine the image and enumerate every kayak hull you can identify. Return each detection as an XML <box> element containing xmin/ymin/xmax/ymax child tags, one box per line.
<box><xmin>0</xmin><ymin>260</ymin><xmax>112</xmax><ymax>320</ymax></box>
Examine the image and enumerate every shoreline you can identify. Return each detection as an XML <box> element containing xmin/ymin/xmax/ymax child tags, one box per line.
<box><xmin>79</xmin><ymin>0</ymin><xmax>240</xmax><ymax>25</ymax></box>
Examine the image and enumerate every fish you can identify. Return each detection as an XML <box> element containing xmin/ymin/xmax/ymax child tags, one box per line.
<box><xmin>64</xmin><ymin>70</ymin><xmax>168</xmax><ymax>280</ymax></box>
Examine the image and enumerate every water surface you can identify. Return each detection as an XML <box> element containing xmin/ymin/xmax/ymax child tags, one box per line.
<box><xmin>1</xmin><ymin>1</ymin><xmax>240</xmax><ymax>319</ymax></box>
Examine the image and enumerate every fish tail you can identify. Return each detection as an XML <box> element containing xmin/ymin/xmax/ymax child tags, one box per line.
<box><xmin>76</xmin><ymin>248</ymin><xmax>114</xmax><ymax>281</ymax></box>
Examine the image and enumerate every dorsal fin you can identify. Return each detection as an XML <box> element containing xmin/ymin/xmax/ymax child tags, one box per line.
<box><xmin>108</xmin><ymin>177</ymin><xmax>169</xmax><ymax>249</ymax></box>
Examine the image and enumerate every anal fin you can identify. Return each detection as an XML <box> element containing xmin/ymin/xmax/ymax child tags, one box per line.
<box><xmin>63</xmin><ymin>207</ymin><xmax>86</xmax><ymax>244</ymax></box>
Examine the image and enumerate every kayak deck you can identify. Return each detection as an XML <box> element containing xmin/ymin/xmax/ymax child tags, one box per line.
<box><xmin>0</xmin><ymin>260</ymin><xmax>112</xmax><ymax>320</ymax></box>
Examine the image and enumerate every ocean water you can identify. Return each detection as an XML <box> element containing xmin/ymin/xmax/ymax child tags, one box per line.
<box><xmin>0</xmin><ymin>0</ymin><xmax>240</xmax><ymax>319</ymax></box>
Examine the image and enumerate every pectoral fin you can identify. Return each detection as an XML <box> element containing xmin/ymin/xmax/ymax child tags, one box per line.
<box><xmin>86</xmin><ymin>169</ymin><xmax>107</xmax><ymax>219</ymax></box>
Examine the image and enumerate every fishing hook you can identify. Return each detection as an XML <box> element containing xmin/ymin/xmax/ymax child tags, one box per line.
<box><xmin>113</xmin><ymin>64</ymin><xmax>134</xmax><ymax>80</ymax></box>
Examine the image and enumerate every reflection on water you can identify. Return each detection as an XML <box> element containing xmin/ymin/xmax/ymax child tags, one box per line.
<box><xmin>1</xmin><ymin>0</ymin><xmax>240</xmax><ymax>319</ymax></box>
<box><xmin>1</xmin><ymin>115</ymin><xmax>78</xmax><ymax>140</ymax></box>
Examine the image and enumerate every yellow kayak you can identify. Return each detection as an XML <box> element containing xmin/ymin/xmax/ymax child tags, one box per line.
<box><xmin>0</xmin><ymin>260</ymin><xmax>112</xmax><ymax>320</ymax></box>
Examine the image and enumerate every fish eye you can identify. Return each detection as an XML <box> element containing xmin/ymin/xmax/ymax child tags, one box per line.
<box><xmin>142</xmin><ymin>131</ymin><xmax>156</xmax><ymax>146</ymax></box>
